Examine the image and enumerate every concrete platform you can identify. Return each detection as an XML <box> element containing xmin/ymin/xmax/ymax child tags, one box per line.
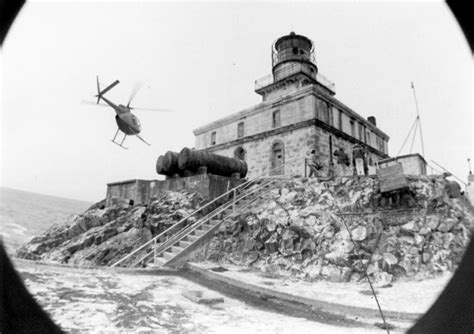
<box><xmin>185</xmin><ymin>261</ymin><xmax>451</xmax><ymax>331</ymax></box>
<box><xmin>12</xmin><ymin>257</ymin><xmax>451</xmax><ymax>331</ymax></box>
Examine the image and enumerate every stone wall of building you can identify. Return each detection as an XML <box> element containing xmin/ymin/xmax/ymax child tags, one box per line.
<box><xmin>149</xmin><ymin>174</ymin><xmax>242</xmax><ymax>201</ymax></box>
<box><xmin>194</xmin><ymin>92</ymin><xmax>315</xmax><ymax>150</ymax></box>
<box><xmin>106</xmin><ymin>180</ymin><xmax>154</xmax><ymax>207</ymax></box>
<box><xmin>264</xmin><ymin>77</ymin><xmax>304</xmax><ymax>102</ymax></box>
<box><xmin>105</xmin><ymin>175</ymin><xmax>243</xmax><ymax>207</ymax></box>
<box><xmin>205</xmin><ymin>123</ymin><xmax>382</xmax><ymax>179</ymax></box>
<box><xmin>208</xmin><ymin>126</ymin><xmax>315</xmax><ymax>178</ymax></box>
<box><xmin>195</xmin><ymin>87</ymin><xmax>389</xmax><ymax>160</ymax></box>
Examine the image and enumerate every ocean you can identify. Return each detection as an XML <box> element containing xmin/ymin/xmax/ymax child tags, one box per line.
<box><xmin>0</xmin><ymin>187</ymin><xmax>92</xmax><ymax>254</ymax></box>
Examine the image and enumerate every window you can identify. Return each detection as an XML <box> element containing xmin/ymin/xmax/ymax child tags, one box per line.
<box><xmin>377</xmin><ymin>137</ymin><xmax>385</xmax><ymax>153</ymax></box>
<box><xmin>318</xmin><ymin>100</ymin><xmax>329</xmax><ymax>123</ymax></box>
<box><xmin>366</xmin><ymin>131</ymin><xmax>371</xmax><ymax>146</ymax></box>
<box><xmin>358</xmin><ymin>123</ymin><xmax>363</xmax><ymax>141</ymax></box>
<box><xmin>272</xmin><ymin>110</ymin><xmax>281</xmax><ymax>128</ymax></box>
<box><xmin>237</xmin><ymin>122</ymin><xmax>244</xmax><ymax>138</ymax></box>
<box><xmin>338</xmin><ymin>110</ymin><xmax>343</xmax><ymax>130</ymax></box>
<box><xmin>350</xmin><ymin>119</ymin><xmax>356</xmax><ymax>137</ymax></box>
<box><xmin>211</xmin><ymin>131</ymin><xmax>216</xmax><ymax>146</ymax></box>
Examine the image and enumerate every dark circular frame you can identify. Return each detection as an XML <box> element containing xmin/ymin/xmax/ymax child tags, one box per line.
<box><xmin>0</xmin><ymin>1</ymin><xmax>473</xmax><ymax>333</ymax></box>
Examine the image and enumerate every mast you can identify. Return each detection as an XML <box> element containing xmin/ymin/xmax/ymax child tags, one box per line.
<box><xmin>411</xmin><ymin>82</ymin><xmax>425</xmax><ymax>158</ymax></box>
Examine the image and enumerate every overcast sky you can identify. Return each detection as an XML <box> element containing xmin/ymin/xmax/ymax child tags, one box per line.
<box><xmin>1</xmin><ymin>1</ymin><xmax>472</xmax><ymax>202</ymax></box>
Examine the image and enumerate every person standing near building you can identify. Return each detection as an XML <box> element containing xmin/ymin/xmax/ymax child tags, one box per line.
<box><xmin>307</xmin><ymin>150</ymin><xmax>322</xmax><ymax>177</ymax></box>
<box><xmin>352</xmin><ymin>144</ymin><xmax>366</xmax><ymax>176</ymax></box>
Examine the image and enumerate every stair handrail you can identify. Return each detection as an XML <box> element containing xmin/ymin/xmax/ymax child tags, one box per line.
<box><xmin>111</xmin><ymin>175</ymin><xmax>268</xmax><ymax>267</ymax></box>
<box><xmin>130</xmin><ymin>178</ymin><xmax>277</xmax><ymax>267</ymax></box>
<box><xmin>111</xmin><ymin>154</ymin><xmax>305</xmax><ymax>267</ymax></box>
<box><xmin>151</xmin><ymin>178</ymin><xmax>278</xmax><ymax>262</ymax></box>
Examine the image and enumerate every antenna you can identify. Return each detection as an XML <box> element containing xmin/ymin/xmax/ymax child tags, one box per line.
<box><xmin>396</xmin><ymin>82</ymin><xmax>426</xmax><ymax>158</ymax></box>
<box><xmin>468</xmin><ymin>158</ymin><xmax>472</xmax><ymax>175</ymax></box>
<box><xmin>411</xmin><ymin>82</ymin><xmax>425</xmax><ymax>157</ymax></box>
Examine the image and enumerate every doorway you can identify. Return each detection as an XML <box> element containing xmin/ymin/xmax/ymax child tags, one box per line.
<box><xmin>270</xmin><ymin>141</ymin><xmax>284</xmax><ymax>175</ymax></box>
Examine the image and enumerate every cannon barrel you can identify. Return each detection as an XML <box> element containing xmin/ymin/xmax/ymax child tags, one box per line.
<box><xmin>178</xmin><ymin>147</ymin><xmax>247</xmax><ymax>178</ymax></box>
<box><xmin>162</xmin><ymin>151</ymin><xmax>180</xmax><ymax>175</ymax></box>
<box><xmin>156</xmin><ymin>155</ymin><xmax>165</xmax><ymax>175</ymax></box>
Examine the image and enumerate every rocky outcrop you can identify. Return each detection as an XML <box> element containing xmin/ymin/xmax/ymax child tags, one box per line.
<box><xmin>16</xmin><ymin>191</ymin><xmax>206</xmax><ymax>267</ymax></box>
<box><xmin>15</xmin><ymin>174</ymin><xmax>473</xmax><ymax>285</ymax></box>
<box><xmin>205</xmin><ymin>175</ymin><xmax>473</xmax><ymax>284</ymax></box>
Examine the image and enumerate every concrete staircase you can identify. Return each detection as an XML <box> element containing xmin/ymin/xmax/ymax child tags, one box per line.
<box><xmin>151</xmin><ymin>197</ymin><xmax>256</xmax><ymax>268</ymax></box>
<box><xmin>111</xmin><ymin>177</ymin><xmax>276</xmax><ymax>269</ymax></box>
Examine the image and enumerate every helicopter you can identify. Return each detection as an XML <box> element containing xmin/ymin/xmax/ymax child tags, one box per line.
<box><xmin>86</xmin><ymin>76</ymin><xmax>169</xmax><ymax>149</ymax></box>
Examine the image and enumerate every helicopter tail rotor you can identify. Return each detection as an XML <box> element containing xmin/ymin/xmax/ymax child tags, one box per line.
<box><xmin>95</xmin><ymin>76</ymin><xmax>120</xmax><ymax>104</ymax></box>
<box><xmin>96</xmin><ymin>76</ymin><xmax>100</xmax><ymax>103</ymax></box>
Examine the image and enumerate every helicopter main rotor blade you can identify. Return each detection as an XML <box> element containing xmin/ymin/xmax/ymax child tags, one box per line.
<box><xmin>127</xmin><ymin>82</ymin><xmax>143</xmax><ymax>108</ymax></box>
<box><xmin>130</xmin><ymin>107</ymin><xmax>172</xmax><ymax>112</ymax></box>
<box><xmin>81</xmin><ymin>100</ymin><xmax>110</xmax><ymax>107</ymax></box>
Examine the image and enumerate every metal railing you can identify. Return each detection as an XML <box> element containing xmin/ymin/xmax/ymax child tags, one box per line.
<box><xmin>272</xmin><ymin>48</ymin><xmax>316</xmax><ymax>67</ymax></box>
<box><xmin>254</xmin><ymin>74</ymin><xmax>273</xmax><ymax>91</ymax></box>
<box><xmin>146</xmin><ymin>178</ymin><xmax>278</xmax><ymax>267</ymax></box>
<box><xmin>111</xmin><ymin>154</ymin><xmax>307</xmax><ymax>268</ymax></box>
<box><xmin>110</xmin><ymin>176</ymin><xmax>262</xmax><ymax>267</ymax></box>
<box><xmin>316</xmin><ymin>72</ymin><xmax>336</xmax><ymax>93</ymax></box>
<box><xmin>255</xmin><ymin>63</ymin><xmax>335</xmax><ymax>93</ymax></box>
<box><xmin>128</xmin><ymin>177</ymin><xmax>277</xmax><ymax>268</ymax></box>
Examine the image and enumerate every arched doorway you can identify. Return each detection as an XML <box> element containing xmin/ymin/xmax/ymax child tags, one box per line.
<box><xmin>270</xmin><ymin>141</ymin><xmax>284</xmax><ymax>175</ymax></box>
<box><xmin>234</xmin><ymin>146</ymin><xmax>246</xmax><ymax>161</ymax></box>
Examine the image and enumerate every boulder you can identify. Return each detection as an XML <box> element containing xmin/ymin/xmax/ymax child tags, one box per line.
<box><xmin>264</xmin><ymin>234</ymin><xmax>279</xmax><ymax>253</ymax></box>
<box><xmin>374</xmin><ymin>271</ymin><xmax>393</xmax><ymax>286</ymax></box>
<box><xmin>437</xmin><ymin>218</ymin><xmax>456</xmax><ymax>232</ymax></box>
<box><xmin>418</xmin><ymin>227</ymin><xmax>431</xmax><ymax>235</ymax></box>
<box><xmin>352</xmin><ymin>226</ymin><xmax>367</xmax><ymax>241</ymax></box>
<box><xmin>383</xmin><ymin>252</ymin><xmax>398</xmax><ymax>266</ymax></box>
<box><xmin>401</xmin><ymin>221</ymin><xmax>419</xmax><ymax>233</ymax></box>
<box><xmin>427</xmin><ymin>216</ymin><xmax>440</xmax><ymax>230</ymax></box>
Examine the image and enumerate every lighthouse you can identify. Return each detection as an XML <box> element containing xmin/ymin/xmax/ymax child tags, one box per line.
<box><xmin>255</xmin><ymin>32</ymin><xmax>335</xmax><ymax>101</ymax></box>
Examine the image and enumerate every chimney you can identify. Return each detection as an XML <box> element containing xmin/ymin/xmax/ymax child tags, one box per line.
<box><xmin>367</xmin><ymin>116</ymin><xmax>376</xmax><ymax>126</ymax></box>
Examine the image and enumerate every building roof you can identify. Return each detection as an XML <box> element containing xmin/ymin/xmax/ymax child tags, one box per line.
<box><xmin>107</xmin><ymin>179</ymin><xmax>155</xmax><ymax>187</ymax></box>
<box><xmin>377</xmin><ymin>153</ymin><xmax>427</xmax><ymax>165</ymax></box>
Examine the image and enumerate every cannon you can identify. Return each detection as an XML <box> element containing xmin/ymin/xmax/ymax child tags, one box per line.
<box><xmin>156</xmin><ymin>148</ymin><xmax>248</xmax><ymax>178</ymax></box>
<box><xmin>178</xmin><ymin>147</ymin><xmax>247</xmax><ymax>178</ymax></box>
<box><xmin>162</xmin><ymin>151</ymin><xmax>180</xmax><ymax>175</ymax></box>
<box><xmin>156</xmin><ymin>155</ymin><xmax>165</xmax><ymax>174</ymax></box>
<box><xmin>156</xmin><ymin>151</ymin><xmax>181</xmax><ymax>177</ymax></box>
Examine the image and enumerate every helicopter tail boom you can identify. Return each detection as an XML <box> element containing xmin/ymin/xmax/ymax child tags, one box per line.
<box><xmin>95</xmin><ymin>76</ymin><xmax>120</xmax><ymax>104</ymax></box>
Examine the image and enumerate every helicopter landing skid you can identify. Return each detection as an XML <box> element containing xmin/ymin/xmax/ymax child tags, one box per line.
<box><xmin>111</xmin><ymin>129</ymin><xmax>128</xmax><ymax>149</ymax></box>
<box><xmin>136</xmin><ymin>134</ymin><xmax>151</xmax><ymax>146</ymax></box>
<box><xmin>111</xmin><ymin>139</ymin><xmax>128</xmax><ymax>150</ymax></box>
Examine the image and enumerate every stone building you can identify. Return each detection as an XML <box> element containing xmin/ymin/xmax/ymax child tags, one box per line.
<box><xmin>193</xmin><ymin>32</ymin><xmax>390</xmax><ymax>178</ymax></box>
